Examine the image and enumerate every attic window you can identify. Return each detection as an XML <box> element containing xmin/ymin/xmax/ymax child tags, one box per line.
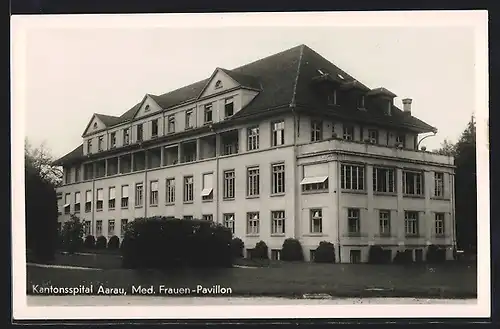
<box><xmin>145</xmin><ymin>104</ymin><xmax>150</xmax><ymax>112</ymax></box>
<box><xmin>386</xmin><ymin>100</ymin><xmax>392</xmax><ymax>116</ymax></box>
<box><xmin>215</xmin><ymin>80</ymin><xmax>223</xmax><ymax>89</ymax></box>
<box><xmin>327</xmin><ymin>89</ymin><xmax>337</xmax><ymax>106</ymax></box>
<box><xmin>357</xmin><ymin>95</ymin><xmax>365</xmax><ymax>109</ymax></box>
<box><xmin>93</xmin><ymin>122</ymin><xmax>98</xmax><ymax>129</ymax></box>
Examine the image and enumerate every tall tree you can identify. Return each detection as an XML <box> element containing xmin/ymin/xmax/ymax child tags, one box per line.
<box><xmin>25</xmin><ymin>139</ymin><xmax>60</xmax><ymax>261</ymax></box>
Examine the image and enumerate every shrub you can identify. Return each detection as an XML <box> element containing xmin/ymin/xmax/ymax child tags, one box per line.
<box><xmin>95</xmin><ymin>236</ymin><xmax>107</xmax><ymax>249</ymax></box>
<box><xmin>83</xmin><ymin>235</ymin><xmax>96</xmax><ymax>249</ymax></box>
<box><xmin>426</xmin><ymin>244</ymin><xmax>447</xmax><ymax>263</ymax></box>
<box><xmin>314</xmin><ymin>241</ymin><xmax>336</xmax><ymax>263</ymax></box>
<box><xmin>61</xmin><ymin>215</ymin><xmax>85</xmax><ymax>254</ymax></box>
<box><xmin>252</xmin><ymin>241</ymin><xmax>269</xmax><ymax>259</ymax></box>
<box><xmin>281</xmin><ymin>238</ymin><xmax>304</xmax><ymax>261</ymax></box>
<box><xmin>107</xmin><ymin>235</ymin><xmax>120</xmax><ymax>249</ymax></box>
<box><xmin>230</xmin><ymin>237</ymin><xmax>244</xmax><ymax>258</ymax></box>
<box><xmin>121</xmin><ymin>217</ymin><xmax>233</xmax><ymax>269</ymax></box>
<box><xmin>393</xmin><ymin>249</ymin><xmax>413</xmax><ymax>264</ymax></box>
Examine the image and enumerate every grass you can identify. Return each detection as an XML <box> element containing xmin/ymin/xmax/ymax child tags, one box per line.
<box><xmin>26</xmin><ymin>252</ymin><xmax>477</xmax><ymax>299</ymax></box>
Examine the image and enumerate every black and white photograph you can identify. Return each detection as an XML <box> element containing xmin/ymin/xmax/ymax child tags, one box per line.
<box><xmin>12</xmin><ymin>11</ymin><xmax>489</xmax><ymax>320</ymax></box>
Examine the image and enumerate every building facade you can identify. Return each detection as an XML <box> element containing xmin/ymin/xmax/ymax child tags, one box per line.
<box><xmin>54</xmin><ymin>45</ymin><xmax>456</xmax><ymax>263</ymax></box>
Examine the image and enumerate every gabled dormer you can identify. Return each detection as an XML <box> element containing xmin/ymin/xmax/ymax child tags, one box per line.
<box><xmin>311</xmin><ymin>68</ymin><xmax>345</xmax><ymax>106</ymax></box>
<box><xmin>340</xmin><ymin>80</ymin><xmax>368</xmax><ymax>110</ymax></box>
<box><xmin>82</xmin><ymin>114</ymin><xmax>107</xmax><ymax>137</ymax></box>
<box><xmin>367</xmin><ymin>87</ymin><xmax>397</xmax><ymax>116</ymax></box>
<box><xmin>131</xmin><ymin>94</ymin><xmax>163</xmax><ymax>120</ymax></box>
<box><xmin>197</xmin><ymin>68</ymin><xmax>241</xmax><ymax>99</ymax></box>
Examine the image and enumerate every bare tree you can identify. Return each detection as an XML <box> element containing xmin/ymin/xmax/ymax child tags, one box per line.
<box><xmin>25</xmin><ymin>139</ymin><xmax>63</xmax><ymax>187</ymax></box>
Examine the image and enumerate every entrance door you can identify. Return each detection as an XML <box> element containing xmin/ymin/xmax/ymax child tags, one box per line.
<box><xmin>350</xmin><ymin>250</ymin><xmax>361</xmax><ymax>264</ymax></box>
<box><xmin>415</xmin><ymin>249</ymin><xmax>423</xmax><ymax>263</ymax></box>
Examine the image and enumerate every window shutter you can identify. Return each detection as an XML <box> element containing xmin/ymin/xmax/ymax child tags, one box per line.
<box><xmin>151</xmin><ymin>181</ymin><xmax>158</xmax><ymax>192</ymax></box>
<box><xmin>203</xmin><ymin>173</ymin><xmax>213</xmax><ymax>189</ymax></box>
<box><xmin>121</xmin><ymin>186</ymin><xmax>128</xmax><ymax>198</ymax></box>
<box><xmin>109</xmin><ymin>188</ymin><xmax>116</xmax><ymax>200</ymax></box>
<box><xmin>303</xmin><ymin>163</ymin><xmax>328</xmax><ymax>178</ymax></box>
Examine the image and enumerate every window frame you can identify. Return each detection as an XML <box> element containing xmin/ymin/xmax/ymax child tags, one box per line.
<box><xmin>246</xmin><ymin>166</ymin><xmax>260</xmax><ymax>197</ymax></box>
<box><xmin>404</xmin><ymin>211</ymin><xmax>419</xmax><ymax>237</ymax></box>
<box><xmin>373</xmin><ymin>166</ymin><xmax>396</xmax><ymax>194</ymax></box>
<box><xmin>340</xmin><ymin>164</ymin><xmax>365</xmax><ymax>191</ymax></box>
<box><xmin>247</xmin><ymin>126</ymin><xmax>260</xmax><ymax>151</ymax></box>
<box><xmin>183</xmin><ymin>176</ymin><xmax>194</xmax><ymax>203</ymax></box>
<box><xmin>310</xmin><ymin>208</ymin><xmax>323</xmax><ymax>234</ymax></box>
<box><xmin>166</xmin><ymin>178</ymin><xmax>176</xmax><ymax>204</ymax></box>
<box><xmin>311</xmin><ymin>120</ymin><xmax>322</xmax><ymax>142</ymax></box>
<box><xmin>134</xmin><ymin>182</ymin><xmax>144</xmax><ymax>207</ymax></box>
<box><xmin>223</xmin><ymin>170</ymin><xmax>235</xmax><ymax>200</ymax></box>
<box><xmin>246</xmin><ymin>212</ymin><xmax>260</xmax><ymax>235</ymax></box>
<box><xmin>271</xmin><ymin>210</ymin><xmax>286</xmax><ymax>235</ymax></box>
<box><xmin>271</xmin><ymin>120</ymin><xmax>285</xmax><ymax>146</ymax></box>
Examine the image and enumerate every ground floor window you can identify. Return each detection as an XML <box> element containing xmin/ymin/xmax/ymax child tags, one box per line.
<box><xmin>84</xmin><ymin>220</ymin><xmax>91</xmax><ymax>236</ymax></box>
<box><xmin>310</xmin><ymin>249</ymin><xmax>316</xmax><ymax>262</ymax></box>
<box><xmin>414</xmin><ymin>249</ymin><xmax>423</xmax><ymax>262</ymax></box>
<box><xmin>271</xmin><ymin>249</ymin><xmax>282</xmax><ymax>261</ymax></box>
<box><xmin>350</xmin><ymin>249</ymin><xmax>361</xmax><ymax>263</ymax></box>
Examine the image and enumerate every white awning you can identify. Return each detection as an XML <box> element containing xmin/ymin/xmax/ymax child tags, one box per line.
<box><xmin>63</xmin><ymin>204</ymin><xmax>70</xmax><ymax>208</ymax></box>
<box><xmin>200</xmin><ymin>188</ymin><xmax>213</xmax><ymax>197</ymax></box>
<box><xmin>300</xmin><ymin>176</ymin><xmax>328</xmax><ymax>185</ymax></box>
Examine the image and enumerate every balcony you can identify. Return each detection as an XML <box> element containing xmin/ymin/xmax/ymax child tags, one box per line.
<box><xmin>147</xmin><ymin>148</ymin><xmax>162</xmax><ymax>169</ymax></box>
<box><xmin>199</xmin><ymin>135</ymin><xmax>216</xmax><ymax>160</ymax></box>
<box><xmin>220</xmin><ymin>130</ymin><xmax>239</xmax><ymax>156</ymax></box>
<box><xmin>164</xmin><ymin>145</ymin><xmax>179</xmax><ymax>166</ymax></box>
<box><xmin>180</xmin><ymin>140</ymin><xmax>197</xmax><ymax>164</ymax></box>
<box><xmin>297</xmin><ymin>138</ymin><xmax>454</xmax><ymax>166</ymax></box>
<box><xmin>95</xmin><ymin>160</ymin><xmax>106</xmax><ymax>178</ymax></box>
<box><xmin>133</xmin><ymin>151</ymin><xmax>146</xmax><ymax>171</ymax></box>
<box><xmin>119</xmin><ymin>154</ymin><xmax>132</xmax><ymax>173</ymax></box>
<box><xmin>107</xmin><ymin>157</ymin><xmax>118</xmax><ymax>176</ymax></box>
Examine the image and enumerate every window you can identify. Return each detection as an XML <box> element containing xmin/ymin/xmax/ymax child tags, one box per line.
<box><xmin>434</xmin><ymin>172</ymin><xmax>445</xmax><ymax>197</ymax></box>
<box><xmin>247</xmin><ymin>126</ymin><xmax>260</xmax><ymax>150</ymax></box>
<box><xmin>98</xmin><ymin>136</ymin><xmax>104</xmax><ymax>151</ymax></box>
<box><xmin>144</xmin><ymin>104</ymin><xmax>150</xmax><ymax>112</ymax></box>
<box><xmin>404</xmin><ymin>211</ymin><xmax>419</xmax><ymax>236</ymax></box>
<box><xmin>87</xmin><ymin>139</ymin><xmax>92</xmax><ymax>154</ymax></box>
<box><xmin>386</xmin><ymin>100</ymin><xmax>392</xmax><ymax>116</ymax></box>
<box><xmin>120</xmin><ymin>219</ymin><xmax>128</xmax><ymax>238</ymax></box>
<box><xmin>215</xmin><ymin>80</ymin><xmax>222</xmax><ymax>89</ymax></box>
<box><xmin>310</xmin><ymin>209</ymin><xmax>323</xmax><ymax>233</ymax></box>
<box><xmin>123</xmin><ymin>128</ymin><xmax>130</xmax><ymax>145</ymax></box>
<box><xmin>151</xmin><ymin>119</ymin><xmax>159</xmax><ymax>138</ymax></box>
<box><xmin>108</xmin><ymin>187</ymin><xmax>116</xmax><ymax>209</ymax></box>
<box><xmin>64</xmin><ymin>168</ymin><xmax>70</xmax><ymax>184</ymax></box>
<box><xmin>341</xmin><ymin>164</ymin><xmax>365</xmax><ymax>191</ymax></box>
<box><xmin>150</xmin><ymin>180</ymin><xmax>159</xmax><ymax>206</ymax></box>
<box><xmin>201</xmin><ymin>173</ymin><xmax>213</xmax><ymax>201</ymax></box>
<box><xmin>223</xmin><ymin>213</ymin><xmax>235</xmax><ymax>234</ymax></box>
<box><xmin>247</xmin><ymin>167</ymin><xmax>260</xmax><ymax>197</ymax></box>
<box><xmin>185</xmin><ymin>110</ymin><xmax>193</xmax><ymax>129</ymax></box>
<box><xmin>204</xmin><ymin>104</ymin><xmax>213</xmax><ymax>123</ymax></box>
<box><xmin>166</xmin><ymin>178</ymin><xmax>175</xmax><ymax>203</ymax></box>
<box><xmin>64</xmin><ymin>193</ymin><xmax>70</xmax><ymax>214</ymax></box>
<box><xmin>74</xmin><ymin>192</ymin><xmax>81</xmax><ymax>213</ymax></box>
<box><xmin>108</xmin><ymin>219</ymin><xmax>115</xmax><ymax>236</ymax></box>
<box><xmin>202</xmin><ymin>214</ymin><xmax>213</xmax><ymax>221</ymax></box>
<box><xmin>183</xmin><ymin>215</ymin><xmax>193</xmax><ymax>220</ymax></box>
<box><xmin>403</xmin><ymin>170</ymin><xmax>423</xmax><ymax>195</ymax></box>
<box><xmin>224</xmin><ymin>98</ymin><xmax>234</xmax><ymax>117</ymax></box>
<box><xmin>183</xmin><ymin>176</ymin><xmax>194</xmax><ymax>202</ymax></box>
<box><xmin>75</xmin><ymin>166</ymin><xmax>81</xmax><ymax>183</ymax></box>
<box><xmin>373</xmin><ymin>167</ymin><xmax>396</xmax><ymax>193</ymax></box>
<box><xmin>396</xmin><ymin>134</ymin><xmax>405</xmax><ymax>147</ymax></box>
<box><xmin>435</xmin><ymin>213</ymin><xmax>445</xmax><ymax>236</ymax></box>
<box><xmin>135</xmin><ymin>183</ymin><xmax>143</xmax><ymax>207</ymax></box>
<box><xmin>93</xmin><ymin>122</ymin><xmax>98</xmax><ymax>129</ymax></box>
<box><xmin>272</xmin><ymin>163</ymin><xmax>286</xmax><ymax>194</ymax></box>
<box><xmin>271</xmin><ymin>211</ymin><xmax>285</xmax><ymax>234</ymax></box>
<box><xmin>167</xmin><ymin>115</ymin><xmax>175</xmax><ymax>133</ymax></box>
<box><xmin>327</xmin><ymin>89</ymin><xmax>337</xmax><ymax>105</ymax></box>
<box><xmin>357</xmin><ymin>95</ymin><xmax>365</xmax><ymax>109</ymax></box>
<box><xmin>84</xmin><ymin>220</ymin><xmax>91</xmax><ymax>236</ymax></box>
<box><xmin>311</xmin><ymin>120</ymin><xmax>322</xmax><ymax>142</ymax></box>
<box><xmin>96</xmin><ymin>220</ymin><xmax>103</xmax><ymax>236</ymax></box>
<box><xmin>121</xmin><ymin>185</ymin><xmax>129</xmax><ymax>208</ymax></box>
<box><xmin>271</xmin><ymin>249</ymin><xmax>282</xmax><ymax>261</ymax></box>
<box><xmin>347</xmin><ymin>208</ymin><xmax>360</xmax><ymax>235</ymax></box>
<box><xmin>272</xmin><ymin>120</ymin><xmax>285</xmax><ymax>146</ymax></box>
<box><xmin>343</xmin><ymin>125</ymin><xmax>354</xmax><ymax>140</ymax></box>
<box><xmin>110</xmin><ymin>132</ymin><xmax>116</xmax><ymax>148</ymax></box>
<box><xmin>136</xmin><ymin>124</ymin><xmax>143</xmax><ymax>142</ymax></box>
<box><xmin>379</xmin><ymin>210</ymin><xmax>391</xmax><ymax>236</ymax></box>
<box><xmin>223</xmin><ymin>170</ymin><xmax>235</xmax><ymax>199</ymax></box>
<box><xmin>350</xmin><ymin>250</ymin><xmax>361</xmax><ymax>263</ymax></box>
<box><xmin>368</xmin><ymin>129</ymin><xmax>378</xmax><ymax>144</ymax></box>
<box><xmin>96</xmin><ymin>188</ymin><xmax>103</xmax><ymax>211</ymax></box>
<box><xmin>247</xmin><ymin>212</ymin><xmax>260</xmax><ymax>235</ymax></box>
<box><xmin>85</xmin><ymin>190</ymin><xmax>92</xmax><ymax>212</ymax></box>
<box><xmin>301</xmin><ymin>164</ymin><xmax>328</xmax><ymax>192</ymax></box>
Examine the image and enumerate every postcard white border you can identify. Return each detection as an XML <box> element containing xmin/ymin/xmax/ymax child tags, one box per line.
<box><xmin>11</xmin><ymin>10</ymin><xmax>490</xmax><ymax>320</ymax></box>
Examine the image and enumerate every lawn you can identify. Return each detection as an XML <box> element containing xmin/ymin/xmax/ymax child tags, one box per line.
<box><xmin>26</xmin><ymin>252</ymin><xmax>477</xmax><ymax>299</ymax></box>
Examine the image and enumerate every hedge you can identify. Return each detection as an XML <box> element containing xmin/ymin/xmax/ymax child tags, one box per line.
<box><xmin>230</xmin><ymin>237</ymin><xmax>244</xmax><ymax>258</ymax></box>
<box><xmin>368</xmin><ymin>245</ymin><xmax>392</xmax><ymax>264</ymax></box>
<box><xmin>314</xmin><ymin>241</ymin><xmax>336</xmax><ymax>263</ymax></box>
<box><xmin>95</xmin><ymin>236</ymin><xmax>107</xmax><ymax>249</ymax></box>
<box><xmin>107</xmin><ymin>235</ymin><xmax>120</xmax><ymax>249</ymax></box>
<box><xmin>393</xmin><ymin>249</ymin><xmax>413</xmax><ymax>264</ymax></box>
<box><xmin>121</xmin><ymin>217</ymin><xmax>233</xmax><ymax>269</ymax></box>
<box><xmin>252</xmin><ymin>241</ymin><xmax>269</xmax><ymax>259</ymax></box>
<box><xmin>83</xmin><ymin>235</ymin><xmax>96</xmax><ymax>249</ymax></box>
<box><xmin>281</xmin><ymin>238</ymin><xmax>304</xmax><ymax>261</ymax></box>
<box><xmin>426</xmin><ymin>244</ymin><xmax>447</xmax><ymax>263</ymax></box>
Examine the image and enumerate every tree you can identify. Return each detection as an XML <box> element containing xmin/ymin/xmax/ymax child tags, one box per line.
<box><xmin>61</xmin><ymin>215</ymin><xmax>84</xmax><ymax>253</ymax></box>
<box><xmin>434</xmin><ymin>139</ymin><xmax>456</xmax><ymax>156</ymax></box>
<box><xmin>25</xmin><ymin>139</ymin><xmax>60</xmax><ymax>261</ymax></box>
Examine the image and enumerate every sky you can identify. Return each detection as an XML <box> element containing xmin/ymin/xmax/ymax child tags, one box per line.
<box><xmin>16</xmin><ymin>13</ymin><xmax>479</xmax><ymax>159</ymax></box>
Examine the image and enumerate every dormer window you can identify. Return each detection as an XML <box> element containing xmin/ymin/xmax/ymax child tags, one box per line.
<box><xmin>357</xmin><ymin>95</ymin><xmax>365</xmax><ymax>109</ymax></box>
<box><xmin>87</xmin><ymin>139</ymin><xmax>92</xmax><ymax>154</ymax></box>
<box><xmin>144</xmin><ymin>104</ymin><xmax>150</xmax><ymax>113</ymax></box>
<box><xmin>327</xmin><ymin>89</ymin><xmax>337</xmax><ymax>106</ymax></box>
<box><xmin>386</xmin><ymin>100</ymin><xmax>392</xmax><ymax>116</ymax></box>
<box><xmin>98</xmin><ymin>135</ymin><xmax>104</xmax><ymax>152</ymax></box>
<box><xmin>215</xmin><ymin>80</ymin><xmax>223</xmax><ymax>89</ymax></box>
<box><xmin>225</xmin><ymin>98</ymin><xmax>234</xmax><ymax>117</ymax></box>
<box><xmin>93</xmin><ymin>122</ymin><xmax>98</xmax><ymax>129</ymax></box>
<box><xmin>396</xmin><ymin>134</ymin><xmax>406</xmax><ymax>147</ymax></box>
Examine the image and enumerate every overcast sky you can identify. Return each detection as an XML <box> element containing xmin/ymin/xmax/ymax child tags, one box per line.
<box><xmin>17</xmin><ymin>14</ymin><xmax>479</xmax><ymax>159</ymax></box>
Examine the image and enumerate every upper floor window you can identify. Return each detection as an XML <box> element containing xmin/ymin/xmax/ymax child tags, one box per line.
<box><xmin>435</xmin><ymin>213</ymin><xmax>445</xmax><ymax>236</ymax></box>
<box><xmin>310</xmin><ymin>209</ymin><xmax>323</xmax><ymax>233</ymax></box>
<box><xmin>183</xmin><ymin>176</ymin><xmax>194</xmax><ymax>202</ymax></box>
<box><xmin>110</xmin><ymin>132</ymin><xmax>117</xmax><ymax>148</ymax></box>
<box><xmin>204</xmin><ymin>104</ymin><xmax>213</xmax><ymax>124</ymax></box>
<box><xmin>108</xmin><ymin>186</ymin><xmax>116</xmax><ymax>209</ymax></box>
<box><xmin>357</xmin><ymin>95</ymin><xmax>365</xmax><ymax>109</ymax></box>
<box><xmin>151</xmin><ymin>119</ymin><xmax>159</xmax><ymax>138</ymax></box>
<box><xmin>64</xmin><ymin>193</ymin><xmax>70</xmax><ymax>214</ymax></box>
<box><xmin>404</xmin><ymin>211</ymin><xmax>419</xmax><ymax>237</ymax></box>
<box><xmin>87</xmin><ymin>139</ymin><xmax>92</xmax><ymax>154</ymax></box>
<box><xmin>403</xmin><ymin>170</ymin><xmax>423</xmax><ymax>196</ymax></box>
<box><xmin>347</xmin><ymin>208</ymin><xmax>361</xmax><ymax>235</ymax></box>
<box><xmin>247</xmin><ymin>212</ymin><xmax>260</xmax><ymax>235</ymax></box>
<box><xmin>327</xmin><ymin>89</ymin><xmax>337</xmax><ymax>105</ymax></box>
<box><xmin>98</xmin><ymin>136</ymin><xmax>104</xmax><ymax>151</ymax></box>
<box><xmin>215</xmin><ymin>80</ymin><xmax>223</xmax><ymax>89</ymax></box>
<box><xmin>85</xmin><ymin>190</ymin><xmax>92</xmax><ymax>212</ymax></box>
<box><xmin>311</xmin><ymin>120</ymin><xmax>322</xmax><ymax>142</ymax></box>
<box><xmin>96</xmin><ymin>188</ymin><xmax>103</xmax><ymax>211</ymax></box>
<box><xmin>75</xmin><ymin>166</ymin><xmax>81</xmax><ymax>183</ymax></box>
<box><xmin>271</xmin><ymin>163</ymin><xmax>286</xmax><ymax>195</ymax></box>
<box><xmin>271</xmin><ymin>211</ymin><xmax>285</xmax><ymax>234</ymax></box>
<box><xmin>396</xmin><ymin>133</ymin><xmax>405</xmax><ymax>147</ymax></box>
<box><xmin>144</xmin><ymin>104</ymin><xmax>150</xmax><ymax>112</ymax></box>
<box><xmin>123</xmin><ymin>128</ymin><xmax>130</xmax><ymax>145</ymax></box>
<box><xmin>343</xmin><ymin>125</ymin><xmax>354</xmax><ymax>141</ymax></box>
<box><xmin>341</xmin><ymin>164</ymin><xmax>365</xmax><ymax>191</ymax></box>
<box><xmin>201</xmin><ymin>173</ymin><xmax>213</xmax><ymax>201</ymax></box>
<box><xmin>223</xmin><ymin>213</ymin><xmax>235</xmax><ymax>234</ymax></box>
<box><xmin>166</xmin><ymin>178</ymin><xmax>175</xmax><ymax>204</ymax></box>
<box><xmin>247</xmin><ymin>167</ymin><xmax>260</xmax><ymax>197</ymax></box>
<box><xmin>150</xmin><ymin>180</ymin><xmax>159</xmax><ymax>206</ymax></box>
<box><xmin>368</xmin><ymin>129</ymin><xmax>378</xmax><ymax>144</ymax></box>
<box><xmin>223</xmin><ymin>170</ymin><xmax>235</xmax><ymax>200</ymax></box>
<box><xmin>386</xmin><ymin>100</ymin><xmax>392</xmax><ymax>116</ymax></box>
<box><xmin>247</xmin><ymin>126</ymin><xmax>260</xmax><ymax>151</ymax></box>
<box><xmin>167</xmin><ymin>115</ymin><xmax>175</xmax><ymax>133</ymax></box>
<box><xmin>93</xmin><ymin>122</ymin><xmax>98</xmax><ymax>129</ymax></box>
<box><xmin>136</xmin><ymin>124</ymin><xmax>143</xmax><ymax>142</ymax></box>
<box><xmin>373</xmin><ymin>167</ymin><xmax>396</xmax><ymax>193</ymax></box>
<box><xmin>434</xmin><ymin>172</ymin><xmax>445</xmax><ymax>197</ymax></box>
<box><xmin>379</xmin><ymin>210</ymin><xmax>391</xmax><ymax>236</ymax></box>
<box><xmin>185</xmin><ymin>110</ymin><xmax>194</xmax><ymax>129</ymax></box>
<box><xmin>272</xmin><ymin>120</ymin><xmax>285</xmax><ymax>146</ymax></box>
<box><xmin>135</xmin><ymin>182</ymin><xmax>144</xmax><ymax>207</ymax></box>
<box><xmin>225</xmin><ymin>98</ymin><xmax>234</xmax><ymax>117</ymax></box>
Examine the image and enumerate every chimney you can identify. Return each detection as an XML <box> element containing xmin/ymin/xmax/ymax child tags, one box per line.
<box><xmin>402</xmin><ymin>98</ymin><xmax>412</xmax><ymax>115</ymax></box>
